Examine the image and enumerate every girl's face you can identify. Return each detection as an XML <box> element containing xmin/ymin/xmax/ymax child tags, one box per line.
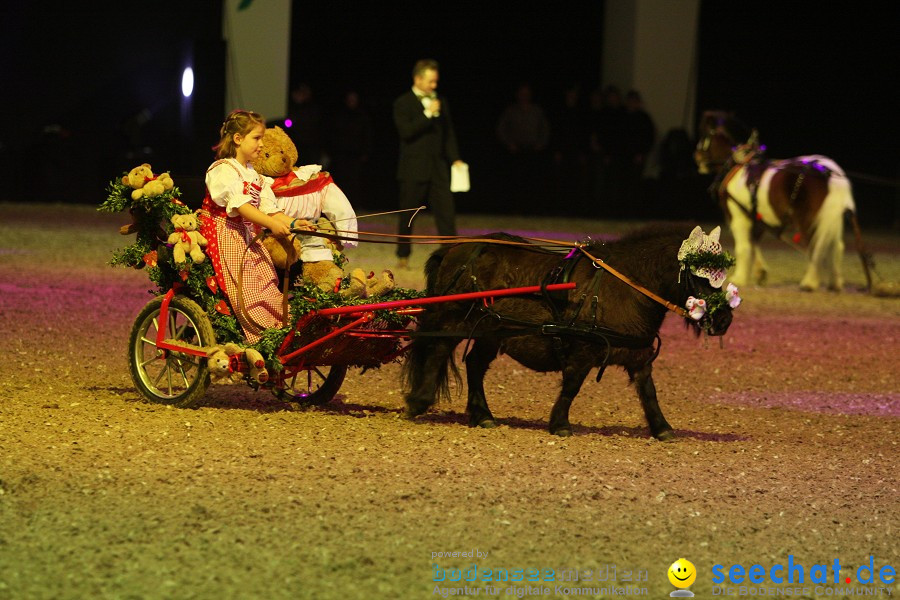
<box><xmin>234</xmin><ymin>123</ymin><xmax>265</xmax><ymax>165</ymax></box>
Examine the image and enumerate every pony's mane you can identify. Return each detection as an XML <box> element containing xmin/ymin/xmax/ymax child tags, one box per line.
<box><xmin>583</xmin><ymin>223</ymin><xmax>693</xmax><ymax>254</ymax></box>
<box><xmin>720</xmin><ymin>116</ymin><xmax>753</xmax><ymax>145</ymax></box>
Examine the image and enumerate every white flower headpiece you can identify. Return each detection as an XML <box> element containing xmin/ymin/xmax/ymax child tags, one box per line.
<box><xmin>677</xmin><ymin>226</ymin><xmax>728</xmax><ymax>288</ymax></box>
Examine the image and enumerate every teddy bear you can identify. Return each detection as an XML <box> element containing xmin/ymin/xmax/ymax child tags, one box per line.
<box><xmin>122</xmin><ymin>164</ymin><xmax>175</xmax><ymax>201</ymax></box>
<box><xmin>206</xmin><ymin>342</ymin><xmax>244</xmax><ymax>383</ymax></box>
<box><xmin>365</xmin><ymin>269</ymin><xmax>396</xmax><ymax>297</ymax></box>
<box><xmin>252</xmin><ymin>126</ymin><xmax>298</xmax><ymax>181</ymax></box>
<box><xmin>242</xmin><ymin>347</ymin><xmax>269</xmax><ymax>384</ymax></box>
<box><xmin>206</xmin><ymin>343</ymin><xmax>269</xmax><ymax>384</ymax></box>
<box><xmin>167</xmin><ymin>213</ymin><xmax>208</xmax><ymax>264</ymax></box>
<box><xmin>333</xmin><ymin>268</ymin><xmax>395</xmax><ymax>299</ymax></box>
<box><xmin>252</xmin><ymin>127</ymin><xmax>346</xmax><ymax>283</ymax></box>
<box><xmin>262</xmin><ymin>235</ymin><xmax>301</xmax><ymax>271</ymax></box>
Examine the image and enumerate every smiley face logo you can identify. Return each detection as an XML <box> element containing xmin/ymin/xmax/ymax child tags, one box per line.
<box><xmin>668</xmin><ymin>558</ymin><xmax>697</xmax><ymax>589</ymax></box>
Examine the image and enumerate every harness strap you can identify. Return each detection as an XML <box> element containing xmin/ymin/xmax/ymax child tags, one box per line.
<box><xmin>409</xmin><ymin>316</ymin><xmax>656</xmax><ymax>349</ymax></box>
<box><xmin>577</xmin><ymin>247</ymin><xmax>689</xmax><ymax>318</ymax></box>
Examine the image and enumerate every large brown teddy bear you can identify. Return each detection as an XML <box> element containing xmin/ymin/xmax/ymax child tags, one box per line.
<box><xmin>167</xmin><ymin>213</ymin><xmax>208</xmax><ymax>264</ymax></box>
<box><xmin>252</xmin><ymin>127</ymin><xmax>394</xmax><ymax>299</ymax></box>
<box><xmin>253</xmin><ymin>126</ymin><xmax>304</xmax><ymax>270</ymax></box>
<box><xmin>252</xmin><ymin>127</ymin><xmax>346</xmax><ymax>294</ymax></box>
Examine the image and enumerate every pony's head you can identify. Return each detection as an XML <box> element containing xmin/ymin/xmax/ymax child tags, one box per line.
<box><xmin>676</xmin><ymin>226</ymin><xmax>740</xmax><ymax>336</ymax></box>
<box><xmin>694</xmin><ymin>110</ymin><xmax>756</xmax><ymax>174</ymax></box>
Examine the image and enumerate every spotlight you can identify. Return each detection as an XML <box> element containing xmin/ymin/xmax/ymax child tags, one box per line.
<box><xmin>284</xmin><ymin>119</ymin><xmax>293</xmax><ymax>128</ymax></box>
<box><xmin>181</xmin><ymin>67</ymin><xmax>194</xmax><ymax>98</ymax></box>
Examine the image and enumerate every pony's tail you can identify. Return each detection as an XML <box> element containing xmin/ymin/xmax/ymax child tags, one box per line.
<box><xmin>846</xmin><ymin>209</ymin><xmax>874</xmax><ymax>292</ymax></box>
<box><xmin>424</xmin><ymin>247</ymin><xmax>451</xmax><ymax>296</ymax></box>
<box><xmin>401</xmin><ymin>246</ymin><xmax>461</xmax><ymax>412</ymax></box>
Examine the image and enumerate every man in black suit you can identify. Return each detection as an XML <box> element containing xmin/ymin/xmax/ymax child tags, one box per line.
<box><xmin>393</xmin><ymin>58</ymin><xmax>463</xmax><ymax>268</ymax></box>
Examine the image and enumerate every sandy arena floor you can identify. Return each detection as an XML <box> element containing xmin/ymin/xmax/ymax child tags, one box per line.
<box><xmin>0</xmin><ymin>203</ymin><xmax>898</xmax><ymax>600</ymax></box>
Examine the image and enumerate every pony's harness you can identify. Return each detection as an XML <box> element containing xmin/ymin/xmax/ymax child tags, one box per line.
<box><xmin>713</xmin><ymin>148</ymin><xmax>836</xmax><ymax>243</ymax></box>
<box><xmin>412</xmin><ymin>243</ymin><xmax>663</xmax><ymax>378</ymax></box>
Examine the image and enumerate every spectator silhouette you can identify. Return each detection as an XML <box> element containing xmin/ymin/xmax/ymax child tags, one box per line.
<box><xmin>550</xmin><ymin>83</ymin><xmax>590</xmax><ymax>212</ymax></box>
<box><xmin>328</xmin><ymin>89</ymin><xmax>373</xmax><ymax>207</ymax></box>
<box><xmin>589</xmin><ymin>85</ymin><xmax>627</xmax><ymax>215</ymax></box>
<box><xmin>496</xmin><ymin>83</ymin><xmax>551</xmax><ymax>209</ymax></box>
<box><xmin>622</xmin><ymin>89</ymin><xmax>656</xmax><ymax>209</ymax></box>
<box><xmin>287</xmin><ymin>82</ymin><xmax>325</xmax><ymax>166</ymax></box>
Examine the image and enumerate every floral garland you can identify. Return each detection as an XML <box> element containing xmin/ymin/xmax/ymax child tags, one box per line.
<box><xmin>685</xmin><ymin>283</ymin><xmax>741</xmax><ymax>322</ymax></box>
<box><xmin>99</xmin><ymin>173</ymin><xmax>246</xmax><ymax>345</ymax></box>
<box><xmin>678</xmin><ymin>250</ymin><xmax>735</xmax><ymax>274</ymax></box>
<box><xmin>677</xmin><ymin>226</ymin><xmax>741</xmax><ymax>327</ymax></box>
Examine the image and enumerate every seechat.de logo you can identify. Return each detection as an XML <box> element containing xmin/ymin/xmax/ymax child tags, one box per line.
<box><xmin>711</xmin><ymin>555</ymin><xmax>896</xmax><ymax>585</ymax></box>
<box><xmin>669</xmin><ymin>558</ymin><xmax>697</xmax><ymax>597</ymax></box>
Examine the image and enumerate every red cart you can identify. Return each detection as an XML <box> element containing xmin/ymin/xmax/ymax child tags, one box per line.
<box><xmin>127</xmin><ymin>282</ymin><xmax>576</xmax><ymax>408</ymax></box>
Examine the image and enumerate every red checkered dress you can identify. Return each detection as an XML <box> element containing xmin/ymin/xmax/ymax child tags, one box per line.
<box><xmin>200</xmin><ymin>160</ymin><xmax>284</xmax><ymax>343</ymax></box>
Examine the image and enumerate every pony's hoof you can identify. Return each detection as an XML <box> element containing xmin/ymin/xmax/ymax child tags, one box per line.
<box><xmin>799</xmin><ymin>284</ymin><xmax>816</xmax><ymax>293</ymax></box>
<box><xmin>403</xmin><ymin>407</ymin><xmax>427</xmax><ymax>420</ymax></box>
<box><xmin>654</xmin><ymin>429</ymin><xmax>676</xmax><ymax>442</ymax></box>
<box><xmin>551</xmin><ymin>428</ymin><xmax>572</xmax><ymax>437</ymax></box>
<box><xmin>477</xmin><ymin>419</ymin><xmax>497</xmax><ymax>429</ymax></box>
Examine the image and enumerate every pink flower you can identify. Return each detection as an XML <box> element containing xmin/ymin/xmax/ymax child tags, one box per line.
<box><xmin>726</xmin><ymin>283</ymin><xmax>741</xmax><ymax>308</ymax></box>
<box><xmin>685</xmin><ymin>296</ymin><xmax>707</xmax><ymax>320</ymax></box>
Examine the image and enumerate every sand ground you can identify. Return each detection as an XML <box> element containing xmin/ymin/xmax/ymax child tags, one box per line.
<box><xmin>0</xmin><ymin>203</ymin><xmax>898</xmax><ymax>600</ymax></box>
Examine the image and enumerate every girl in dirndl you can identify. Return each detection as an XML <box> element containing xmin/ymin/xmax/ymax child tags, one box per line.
<box><xmin>200</xmin><ymin>110</ymin><xmax>313</xmax><ymax>343</ymax></box>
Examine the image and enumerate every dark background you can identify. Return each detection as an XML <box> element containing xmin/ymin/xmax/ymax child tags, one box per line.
<box><xmin>2</xmin><ymin>1</ymin><xmax>897</xmax><ymax>226</ymax></box>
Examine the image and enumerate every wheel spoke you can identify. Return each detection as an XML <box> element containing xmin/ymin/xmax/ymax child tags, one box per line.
<box><xmin>152</xmin><ymin>364</ymin><xmax>168</xmax><ymax>388</ymax></box>
<box><xmin>311</xmin><ymin>367</ymin><xmax>328</xmax><ymax>383</ymax></box>
<box><xmin>176</xmin><ymin>362</ymin><xmax>190</xmax><ymax>388</ymax></box>
<box><xmin>140</xmin><ymin>355</ymin><xmax>160</xmax><ymax>369</ymax></box>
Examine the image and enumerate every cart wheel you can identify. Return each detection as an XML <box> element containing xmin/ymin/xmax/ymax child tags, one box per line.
<box><xmin>128</xmin><ymin>295</ymin><xmax>215</xmax><ymax>408</ymax></box>
<box><xmin>274</xmin><ymin>365</ymin><xmax>347</xmax><ymax>406</ymax></box>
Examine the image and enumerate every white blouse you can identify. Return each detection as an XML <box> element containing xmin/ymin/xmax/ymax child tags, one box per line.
<box><xmin>205</xmin><ymin>158</ymin><xmax>279</xmax><ymax>218</ymax></box>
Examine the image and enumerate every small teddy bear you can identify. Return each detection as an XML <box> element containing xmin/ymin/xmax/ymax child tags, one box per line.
<box><xmin>335</xmin><ymin>268</ymin><xmax>395</xmax><ymax>299</ymax></box>
<box><xmin>206</xmin><ymin>342</ymin><xmax>244</xmax><ymax>383</ymax></box>
<box><xmin>365</xmin><ymin>269</ymin><xmax>396</xmax><ymax>297</ymax></box>
<box><xmin>122</xmin><ymin>164</ymin><xmax>175</xmax><ymax>201</ymax></box>
<box><xmin>167</xmin><ymin>213</ymin><xmax>208</xmax><ymax>264</ymax></box>
<box><xmin>242</xmin><ymin>347</ymin><xmax>269</xmax><ymax>384</ymax></box>
<box><xmin>303</xmin><ymin>260</ymin><xmax>346</xmax><ymax>294</ymax></box>
<box><xmin>206</xmin><ymin>343</ymin><xmax>269</xmax><ymax>384</ymax></box>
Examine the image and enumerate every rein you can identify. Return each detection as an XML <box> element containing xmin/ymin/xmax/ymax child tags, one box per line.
<box><xmin>301</xmin><ymin>226</ymin><xmax>691</xmax><ymax>319</ymax></box>
<box><xmin>575</xmin><ymin>247</ymin><xmax>690</xmax><ymax>319</ymax></box>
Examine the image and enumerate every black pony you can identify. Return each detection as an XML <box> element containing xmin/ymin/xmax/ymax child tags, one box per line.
<box><xmin>401</xmin><ymin>224</ymin><xmax>735</xmax><ymax>439</ymax></box>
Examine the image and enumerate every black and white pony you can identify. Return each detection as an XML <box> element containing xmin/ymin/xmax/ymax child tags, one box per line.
<box><xmin>694</xmin><ymin>111</ymin><xmax>871</xmax><ymax>291</ymax></box>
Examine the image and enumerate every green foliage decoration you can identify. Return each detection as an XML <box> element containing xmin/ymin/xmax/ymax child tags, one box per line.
<box><xmin>679</xmin><ymin>249</ymin><xmax>736</xmax><ymax>273</ymax></box>
<box><xmin>99</xmin><ymin>171</ymin><xmax>244</xmax><ymax>345</ymax></box>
